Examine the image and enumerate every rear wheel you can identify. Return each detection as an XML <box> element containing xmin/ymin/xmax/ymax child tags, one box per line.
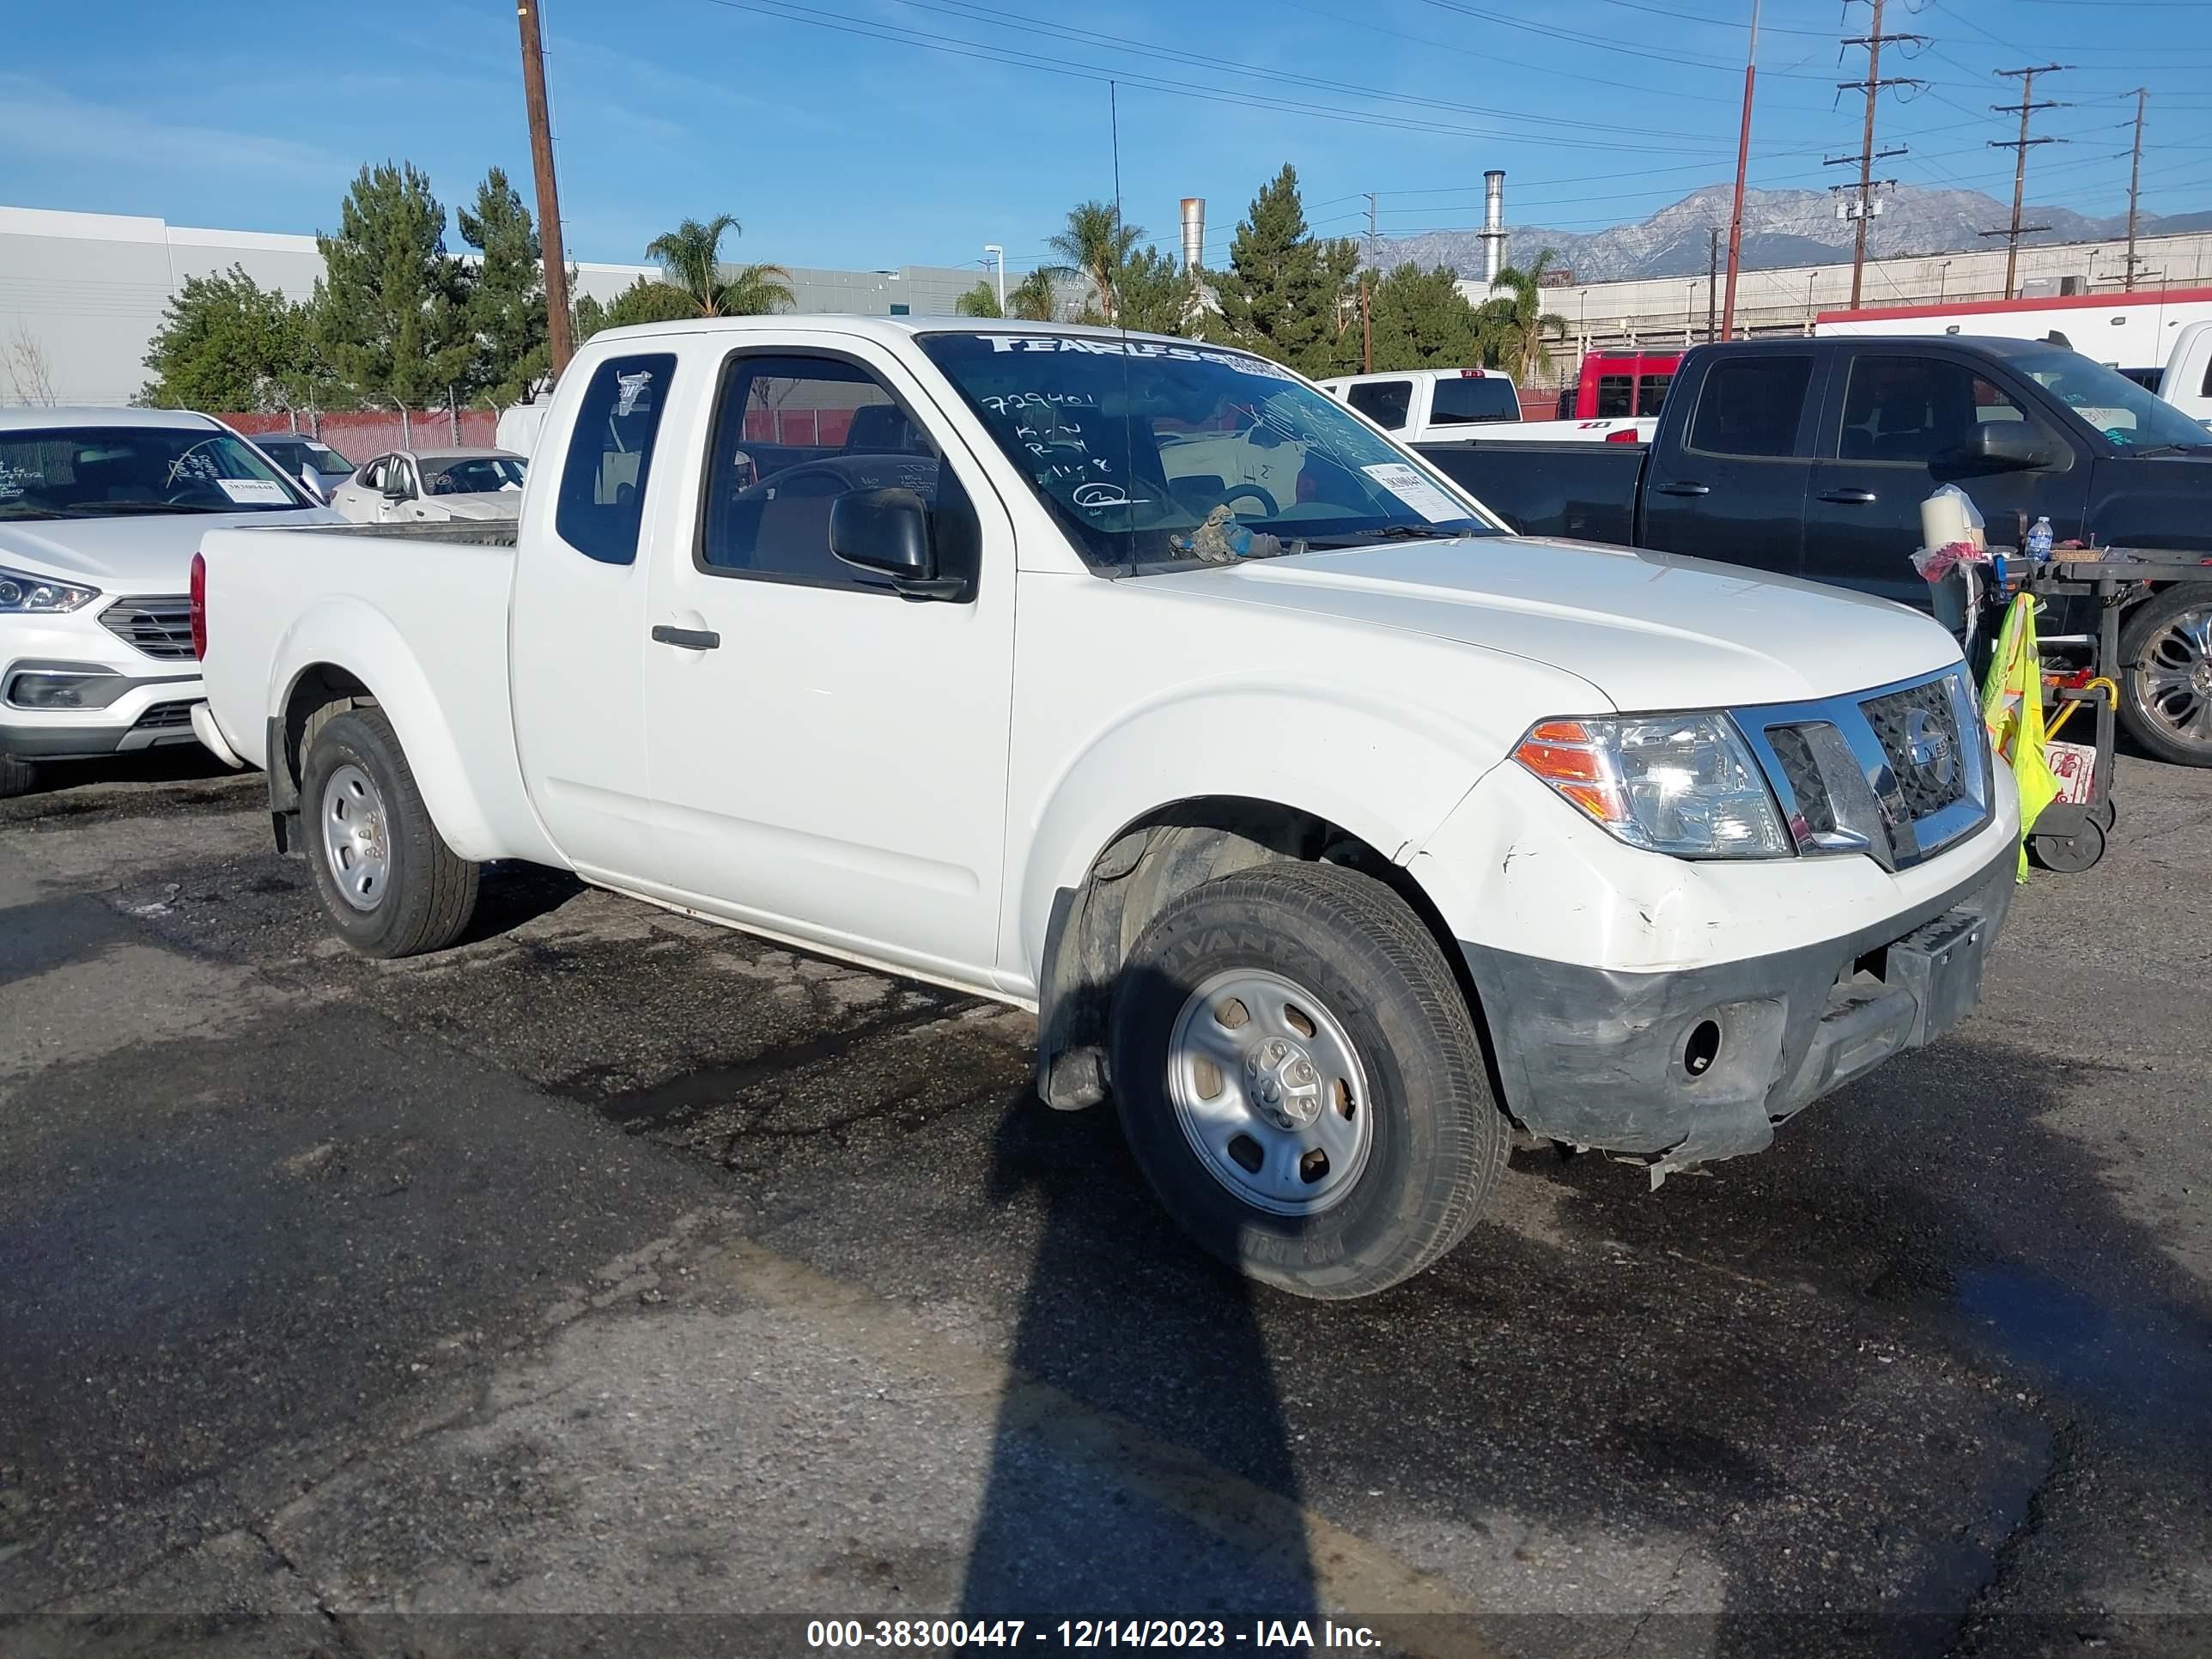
<box><xmin>0</xmin><ymin>757</ymin><xmax>35</xmax><ymax>799</ymax></box>
<box><xmin>299</xmin><ymin>706</ymin><xmax>479</xmax><ymax>957</ymax></box>
<box><xmin>1109</xmin><ymin>860</ymin><xmax>1505</xmax><ymax>1300</ymax></box>
<box><xmin>2118</xmin><ymin>584</ymin><xmax>2212</xmax><ymax>766</ymax></box>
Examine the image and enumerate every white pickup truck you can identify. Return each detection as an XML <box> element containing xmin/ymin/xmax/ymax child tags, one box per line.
<box><xmin>1317</xmin><ymin>368</ymin><xmax>1653</xmax><ymax>446</ymax></box>
<box><xmin>192</xmin><ymin>316</ymin><xmax>2019</xmax><ymax>1298</ymax></box>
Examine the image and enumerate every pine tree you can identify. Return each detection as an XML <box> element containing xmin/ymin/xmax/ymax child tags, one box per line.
<box><xmin>457</xmin><ymin>167</ymin><xmax>547</xmax><ymax>405</ymax></box>
<box><xmin>313</xmin><ymin>161</ymin><xmax>475</xmax><ymax>413</ymax></box>
<box><xmin>1368</xmin><ymin>264</ymin><xmax>1481</xmax><ymax>372</ymax></box>
<box><xmin>1206</xmin><ymin>165</ymin><xmax>1360</xmax><ymax>378</ymax></box>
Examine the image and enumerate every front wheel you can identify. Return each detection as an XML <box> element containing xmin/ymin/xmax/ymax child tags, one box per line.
<box><xmin>0</xmin><ymin>757</ymin><xmax>36</xmax><ymax>799</ymax></box>
<box><xmin>299</xmin><ymin>705</ymin><xmax>480</xmax><ymax>957</ymax></box>
<box><xmin>2118</xmin><ymin>584</ymin><xmax>2212</xmax><ymax>766</ymax></box>
<box><xmin>1109</xmin><ymin>861</ymin><xmax>1506</xmax><ymax>1299</ymax></box>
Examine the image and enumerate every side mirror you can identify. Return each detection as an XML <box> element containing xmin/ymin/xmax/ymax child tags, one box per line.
<box><xmin>829</xmin><ymin>487</ymin><xmax>966</xmax><ymax>599</ymax></box>
<box><xmin>1960</xmin><ymin>422</ymin><xmax>2055</xmax><ymax>471</ymax></box>
<box><xmin>381</xmin><ymin>478</ymin><xmax>411</xmax><ymax>500</ymax></box>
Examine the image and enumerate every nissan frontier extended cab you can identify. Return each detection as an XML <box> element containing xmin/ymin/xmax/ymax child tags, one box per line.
<box><xmin>191</xmin><ymin>317</ymin><xmax>2019</xmax><ymax>1299</ymax></box>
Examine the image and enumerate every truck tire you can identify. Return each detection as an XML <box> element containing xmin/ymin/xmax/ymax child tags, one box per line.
<box><xmin>2119</xmin><ymin>583</ymin><xmax>2212</xmax><ymax>767</ymax></box>
<box><xmin>299</xmin><ymin>706</ymin><xmax>479</xmax><ymax>957</ymax></box>
<box><xmin>0</xmin><ymin>757</ymin><xmax>35</xmax><ymax>799</ymax></box>
<box><xmin>1108</xmin><ymin>860</ymin><xmax>1506</xmax><ymax>1300</ymax></box>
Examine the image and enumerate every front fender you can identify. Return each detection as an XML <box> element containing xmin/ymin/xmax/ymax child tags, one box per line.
<box><xmin>1011</xmin><ymin>678</ymin><xmax>1514</xmax><ymax>989</ymax></box>
<box><xmin>268</xmin><ymin>597</ymin><xmax>527</xmax><ymax>865</ymax></box>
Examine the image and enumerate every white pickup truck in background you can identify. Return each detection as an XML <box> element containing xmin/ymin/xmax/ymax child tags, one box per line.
<box><xmin>192</xmin><ymin>317</ymin><xmax>2018</xmax><ymax>1298</ymax></box>
<box><xmin>1319</xmin><ymin>367</ymin><xmax>1655</xmax><ymax>445</ymax></box>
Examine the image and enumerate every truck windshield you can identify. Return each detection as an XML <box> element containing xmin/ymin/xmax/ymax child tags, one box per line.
<box><xmin>0</xmin><ymin>426</ymin><xmax>313</xmax><ymax>518</ymax></box>
<box><xmin>917</xmin><ymin>331</ymin><xmax>1500</xmax><ymax>575</ymax></box>
<box><xmin>2005</xmin><ymin>345</ymin><xmax>2212</xmax><ymax>451</ymax></box>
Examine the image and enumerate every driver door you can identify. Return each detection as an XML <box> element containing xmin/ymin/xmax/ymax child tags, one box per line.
<box><xmin>640</xmin><ymin>344</ymin><xmax>1016</xmax><ymax>981</ymax></box>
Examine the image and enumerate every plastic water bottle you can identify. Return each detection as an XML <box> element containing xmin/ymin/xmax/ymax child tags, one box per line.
<box><xmin>2027</xmin><ymin>515</ymin><xmax>2055</xmax><ymax>564</ymax></box>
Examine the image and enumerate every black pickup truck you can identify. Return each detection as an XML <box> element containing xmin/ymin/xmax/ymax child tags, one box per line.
<box><xmin>1419</xmin><ymin>335</ymin><xmax>2212</xmax><ymax>765</ymax></box>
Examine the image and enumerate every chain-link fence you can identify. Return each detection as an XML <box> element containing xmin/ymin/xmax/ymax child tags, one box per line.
<box><xmin>222</xmin><ymin>410</ymin><xmax>500</xmax><ymax>464</ymax></box>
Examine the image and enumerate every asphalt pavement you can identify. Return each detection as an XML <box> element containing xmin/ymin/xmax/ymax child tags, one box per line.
<box><xmin>0</xmin><ymin>747</ymin><xmax>2207</xmax><ymax>1659</ymax></box>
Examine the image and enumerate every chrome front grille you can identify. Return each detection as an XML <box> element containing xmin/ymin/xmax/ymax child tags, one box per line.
<box><xmin>1731</xmin><ymin>666</ymin><xmax>1990</xmax><ymax>872</ymax></box>
<box><xmin>1861</xmin><ymin>677</ymin><xmax>1969</xmax><ymax>819</ymax></box>
<box><xmin>100</xmin><ymin>597</ymin><xmax>195</xmax><ymax>660</ymax></box>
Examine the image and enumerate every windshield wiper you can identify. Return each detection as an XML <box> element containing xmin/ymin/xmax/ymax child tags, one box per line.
<box><xmin>0</xmin><ymin>504</ymin><xmax>65</xmax><ymax>520</ymax></box>
<box><xmin>2130</xmin><ymin>442</ymin><xmax>2212</xmax><ymax>457</ymax></box>
<box><xmin>1304</xmin><ymin>524</ymin><xmax>1468</xmax><ymax>547</ymax></box>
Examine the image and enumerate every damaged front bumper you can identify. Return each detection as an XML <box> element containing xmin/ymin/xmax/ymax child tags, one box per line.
<box><xmin>1459</xmin><ymin>828</ymin><xmax>2015</xmax><ymax>1172</ymax></box>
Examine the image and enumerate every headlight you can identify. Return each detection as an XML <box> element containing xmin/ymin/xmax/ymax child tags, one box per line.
<box><xmin>0</xmin><ymin>564</ymin><xmax>100</xmax><ymax>613</ymax></box>
<box><xmin>1513</xmin><ymin>713</ymin><xmax>1792</xmax><ymax>859</ymax></box>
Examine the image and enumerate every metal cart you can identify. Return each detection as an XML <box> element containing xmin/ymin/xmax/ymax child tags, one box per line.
<box><xmin>1975</xmin><ymin>544</ymin><xmax>2208</xmax><ymax>872</ymax></box>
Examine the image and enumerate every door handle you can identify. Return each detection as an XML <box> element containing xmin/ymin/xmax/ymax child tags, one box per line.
<box><xmin>1655</xmin><ymin>482</ymin><xmax>1711</xmax><ymax>496</ymax></box>
<box><xmin>1818</xmin><ymin>488</ymin><xmax>1879</xmax><ymax>505</ymax></box>
<box><xmin>651</xmin><ymin>624</ymin><xmax>720</xmax><ymax>650</ymax></box>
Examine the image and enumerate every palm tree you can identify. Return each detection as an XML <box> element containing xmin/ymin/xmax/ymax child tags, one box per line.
<box><xmin>1477</xmin><ymin>248</ymin><xmax>1569</xmax><ymax>385</ymax></box>
<box><xmin>642</xmin><ymin>215</ymin><xmax>793</xmax><ymax>317</ymax></box>
<box><xmin>1006</xmin><ymin>269</ymin><xmax>1060</xmax><ymax>322</ymax></box>
<box><xmin>1046</xmin><ymin>202</ymin><xmax>1141</xmax><ymax>325</ymax></box>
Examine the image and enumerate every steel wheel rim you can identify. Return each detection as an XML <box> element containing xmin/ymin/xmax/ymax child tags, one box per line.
<box><xmin>2137</xmin><ymin>605</ymin><xmax>2212</xmax><ymax>745</ymax></box>
<box><xmin>1166</xmin><ymin>968</ymin><xmax>1374</xmax><ymax>1217</ymax></box>
<box><xmin>319</xmin><ymin>762</ymin><xmax>390</xmax><ymax>912</ymax></box>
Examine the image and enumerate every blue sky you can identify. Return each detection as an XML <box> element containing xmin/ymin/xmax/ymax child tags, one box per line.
<box><xmin>5</xmin><ymin>0</ymin><xmax>2210</xmax><ymax>279</ymax></box>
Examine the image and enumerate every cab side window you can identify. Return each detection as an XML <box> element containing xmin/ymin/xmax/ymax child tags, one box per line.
<box><xmin>556</xmin><ymin>353</ymin><xmax>678</xmax><ymax>566</ymax></box>
<box><xmin>1838</xmin><ymin>355</ymin><xmax>2033</xmax><ymax>464</ymax></box>
<box><xmin>696</xmin><ymin>352</ymin><xmax>978</xmax><ymax>598</ymax></box>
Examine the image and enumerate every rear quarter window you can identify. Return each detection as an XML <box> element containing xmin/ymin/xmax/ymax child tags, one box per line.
<box><xmin>556</xmin><ymin>353</ymin><xmax>678</xmax><ymax>565</ymax></box>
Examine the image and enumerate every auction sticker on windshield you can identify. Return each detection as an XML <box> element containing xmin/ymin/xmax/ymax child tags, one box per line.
<box><xmin>216</xmin><ymin>478</ymin><xmax>291</xmax><ymax>506</ymax></box>
<box><xmin>1361</xmin><ymin>461</ymin><xmax>1463</xmax><ymax>524</ymax></box>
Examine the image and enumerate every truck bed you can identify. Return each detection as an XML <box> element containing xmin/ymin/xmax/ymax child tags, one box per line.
<box><xmin>194</xmin><ymin>524</ymin><xmax>549</xmax><ymax>865</ymax></box>
<box><xmin>287</xmin><ymin>521</ymin><xmax>520</xmax><ymax>547</ymax></box>
<box><xmin>1419</xmin><ymin>440</ymin><xmax>1645</xmax><ymax>545</ymax></box>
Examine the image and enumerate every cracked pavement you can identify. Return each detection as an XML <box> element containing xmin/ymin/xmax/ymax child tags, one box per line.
<box><xmin>0</xmin><ymin>749</ymin><xmax>2208</xmax><ymax>1657</ymax></box>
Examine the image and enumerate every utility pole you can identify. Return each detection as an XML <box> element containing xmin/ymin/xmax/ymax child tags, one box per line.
<box><xmin>1707</xmin><ymin>227</ymin><xmax>1720</xmax><ymax>340</ymax></box>
<box><xmin>1721</xmin><ymin>0</ymin><xmax>1760</xmax><ymax>341</ymax></box>
<box><xmin>1827</xmin><ymin>0</ymin><xmax>1923</xmax><ymax>309</ymax></box>
<box><xmin>1362</xmin><ymin>192</ymin><xmax>1377</xmax><ymax>373</ymax></box>
<box><xmin>1980</xmin><ymin>65</ymin><xmax>2070</xmax><ymax>301</ymax></box>
<box><xmin>2123</xmin><ymin>88</ymin><xmax>2148</xmax><ymax>291</ymax></box>
<box><xmin>517</xmin><ymin>0</ymin><xmax>574</xmax><ymax>376</ymax></box>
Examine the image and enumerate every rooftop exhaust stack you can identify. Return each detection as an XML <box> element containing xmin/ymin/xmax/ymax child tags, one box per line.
<box><xmin>1179</xmin><ymin>198</ymin><xmax>1205</xmax><ymax>272</ymax></box>
<box><xmin>1480</xmin><ymin>170</ymin><xmax>1508</xmax><ymax>285</ymax></box>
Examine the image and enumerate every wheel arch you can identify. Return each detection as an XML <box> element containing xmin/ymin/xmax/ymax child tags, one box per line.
<box><xmin>265</xmin><ymin>601</ymin><xmax>507</xmax><ymax>862</ymax></box>
<box><xmin>1031</xmin><ymin>793</ymin><xmax>1483</xmax><ymax>1111</ymax></box>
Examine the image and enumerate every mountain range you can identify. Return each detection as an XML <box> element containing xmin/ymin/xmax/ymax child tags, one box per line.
<box><xmin>1370</xmin><ymin>183</ymin><xmax>2212</xmax><ymax>284</ymax></box>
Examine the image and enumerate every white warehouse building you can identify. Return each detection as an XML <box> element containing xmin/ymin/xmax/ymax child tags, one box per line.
<box><xmin>0</xmin><ymin>204</ymin><xmax>986</xmax><ymax>407</ymax></box>
<box><xmin>1455</xmin><ymin>226</ymin><xmax>2212</xmax><ymax>380</ymax></box>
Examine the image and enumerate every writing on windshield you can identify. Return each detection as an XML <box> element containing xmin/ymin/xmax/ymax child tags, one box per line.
<box><xmin>918</xmin><ymin>331</ymin><xmax>1498</xmax><ymax>575</ymax></box>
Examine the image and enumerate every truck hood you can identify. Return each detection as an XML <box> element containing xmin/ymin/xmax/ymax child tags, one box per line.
<box><xmin>0</xmin><ymin>507</ymin><xmax>339</xmax><ymax>593</ymax></box>
<box><xmin>1167</xmin><ymin>536</ymin><xmax>1961</xmax><ymax>711</ymax></box>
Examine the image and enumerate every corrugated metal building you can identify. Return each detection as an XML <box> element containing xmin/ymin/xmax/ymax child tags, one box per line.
<box><xmin>0</xmin><ymin>204</ymin><xmax>985</xmax><ymax>406</ymax></box>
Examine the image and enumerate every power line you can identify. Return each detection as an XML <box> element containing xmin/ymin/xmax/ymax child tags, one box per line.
<box><xmin>696</xmin><ymin>0</ymin><xmax>1755</xmax><ymax>151</ymax></box>
<box><xmin>1979</xmin><ymin>64</ymin><xmax>2071</xmax><ymax>298</ymax></box>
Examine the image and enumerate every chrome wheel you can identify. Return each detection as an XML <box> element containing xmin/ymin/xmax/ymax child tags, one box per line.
<box><xmin>1165</xmin><ymin>968</ymin><xmax>1373</xmax><ymax>1217</ymax></box>
<box><xmin>2137</xmin><ymin>604</ymin><xmax>2212</xmax><ymax>746</ymax></box>
<box><xmin>319</xmin><ymin>761</ymin><xmax>390</xmax><ymax>912</ymax></box>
